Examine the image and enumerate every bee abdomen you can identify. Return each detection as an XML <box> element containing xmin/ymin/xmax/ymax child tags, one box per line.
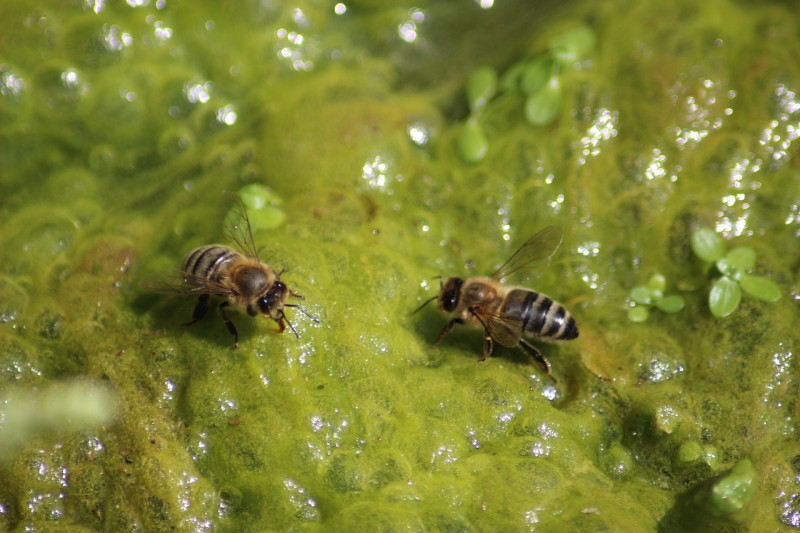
<box><xmin>505</xmin><ymin>289</ymin><xmax>578</xmax><ymax>341</ymax></box>
<box><xmin>182</xmin><ymin>245</ymin><xmax>239</xmax><ymax>282</ymax></box>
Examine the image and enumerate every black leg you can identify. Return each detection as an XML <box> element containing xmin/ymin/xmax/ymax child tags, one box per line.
<box><xmin>519</xmin><ymin>339</ymin><xmax>556</xmax><ymax>384</ymax></box>
<box><xmin>281</xmin><ymin>311</ymin><xmax>301</xmax><ymax>338</ymax></box>
<box><xmin>433</xmin><ymin>318</ymin><xmax>464</xmax><ymax>345</ymax></box>
<box><xmin>285</xmin><ymin>303</ymin><xmax>319</xmax><ymax>323</ymax></box>
<box><xmin>182</xmin><ymin>294</ymin><xmax>210</xmax><ymax>327</ymax></box>
<box><xmin>218</xmin><ymin>301</ymin><xmax>239</xmax><ymax>348</ymax></box>
<box><xmin>479</xmin><ymin>334</ymin><xmax>494</xmax><ymax>362</ymax></box>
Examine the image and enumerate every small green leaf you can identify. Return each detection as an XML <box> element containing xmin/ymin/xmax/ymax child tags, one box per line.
<box><xmin>519</xmin><ymin>56</ymin><xmax>555</xmax><ymax>95</ymax></box>
<box><xmin>715</xmin><ymin>257</ymin><xmax>739</xmax><ymax>280</ymax></box>
<box><xmin>725</xmin><ymin>246</ymin><xmax>756</xmax><ymax>272</ymax></box>
<box><xmin>235</xmin><ymin>184</ymin><xmax>286</xmax><ymax>231</ymax></box>
<box><xmin>739</xmin><ymin>274</ymin><xmax>782</xmax><ymax>302</ymax></box>
<box><xmin>656</xmin><ymin>294</ymin><xmax>685</xmax><ymax>313</ymax></box>
<box><xmin>524</xmin><ymin>78</ymin><xmax>562</xmax><ymax>126</ymax></box>
<box><xmin>647</xmin><ymin>273</ymin><xmax>667</xmax><ymax>294</ymax></box>
<box><xmin>238</xmin><ymin>183</ymin><xmax>284</xmax><ymax>210</ymax></box>
<box><xmin>456</xmin><ymin>120</ymin><xmax>488</xmax><ymax>163</ymax></box>
<box><xmin>627</xmin><ymin>306</ymin><xmax>650</xmax><ymax>322</ymax></box>
<box><xmin>691</xmin><ymin>227</ymin><xmax>727</xmax><ymax>262</ymax></box>
<box><xmin>465</xmin><ymin>66</ymin><xmax>498</xmax><ymax>114</ymax></box>
<box><xmin>709</xmin><ymin>276</ymin><xmax>741</xmax><ymax>318</ymax></box>
<box><xmin>499</xmin><ymin>60</ymin><xmax>526</xmax><ymax>92</ymax></box>
<box><xmin>630</xmin><ymin>285</ymin><xmax>652</xmax><ymax>305</ymax></box>
<box><xmin>549</xmin><ymin>26</ymin><xmax>595</xmax><ymax>66</ymax></box>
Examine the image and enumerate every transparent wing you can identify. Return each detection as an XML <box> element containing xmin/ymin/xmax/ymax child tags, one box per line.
<box><xmin>491</xmin><ymin>226</ymin><xmax>564</xmax><ymax>282</ymax></box>
<box><xmin>142</xmin><ymin>270</ymin><xmax>235</xmax><ymax>297</ymax></box>
<box><xmin>475</xmin><ymin>308</ymin><xmax>524</xmax><ymax>348</ymax></box>
<box><xmin>223</xmin><ymin>195</ymin><xmax>260</xmax><ymax>260</ymax></box>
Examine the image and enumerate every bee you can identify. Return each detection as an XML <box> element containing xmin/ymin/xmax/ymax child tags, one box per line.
<box><xmin>152</xmin><ymin>200</ymin><xmax>317</xmax><ymax>347</ymax></box>
<box><xmin>415</xmin><ymin>226</ymin><xmax>578</xmax><ymax>382</ymax></box>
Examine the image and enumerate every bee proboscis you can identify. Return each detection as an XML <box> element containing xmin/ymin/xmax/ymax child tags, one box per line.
<box><xmin>150</xmin><ymin>200</ymin><xmax>317</xmax><ymax>347</ymax></box>
<box><xmin>415</xmin><ymin>226</ymin><xmax>578</xmax><ymax>383</ymax></box>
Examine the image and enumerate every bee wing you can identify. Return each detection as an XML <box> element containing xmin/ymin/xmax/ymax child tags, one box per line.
<box><xmin>142</xmin><ymin>270</ymin><xmax>235</xmax><ymax>297</ymax></box>
<box><xmin>491</xmin><ymin>226</ymin><xmax>564</xmax><ymax>282</ymax></box>
<box><xmin>475</xmin><ymin>309</ymin><xmax>524</xmax><ymax>348</ymax></box>
<box><xmin>223</xmin><ymin>195</ymin><xmax>260</xmax><ymax>260</ymax></box>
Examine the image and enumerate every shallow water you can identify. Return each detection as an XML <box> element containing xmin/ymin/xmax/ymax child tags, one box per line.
<box><xmin>1</xmin><ymin>0</ymin><xmax>799</xmax><ymax>530</ymax></box>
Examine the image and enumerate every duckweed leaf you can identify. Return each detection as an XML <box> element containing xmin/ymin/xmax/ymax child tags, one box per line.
<box><xmin>630</xmin><ymin>285</ymin><xmax>652</xmax><ymax>305</ymax></box>
<box><xmin>520</xmin><ymin>56</ymin><xmax>555</xmax><ymax>96</ymax></box>
<box><xmin>456</xmin><ymin>120</ymin><xmax>488</xmax><ymax>163</ymax></box>
<box><xmin>524</xmin><ymin>78</ymin><xmax>562</xmax><ymax>126</ymax></box>
<box><xmin>500</xmin><ymin>60</ymin><xmax>526</xmax><ymax>92</ymax></box>
<box><xmin>237</xmin><ymin>184</ymin><xmax>286</xmax><ymax>230</ymax></box>
<box><xmin>739</xmin><ymin>274</ymin><xmax>782</xmax><ymax>302</ymax></box>
<box><xmin>725</xmin><ymin>246</ymin><xmax>756</xmax><ymax>272</ymax></box>
<box><xmin>465</xmin><ymin>66</ymin><xmax>498</xmax><ymax>113</ymax></box>
<box><xmin>238</xmin><ymin>183</ymin><xmax>284</xmax><ymax>210</ymax></box>
<box><xmin>709</xmin><ymin>276</ymin><xmax>741</xmax><ymax>317</ymax></box>
<box><xmin>656</xmin><ymin>294</ymin><xmax>685</xmax><ymax>313</ymax></box>
<box><xmin>647</xmin><ymin>273</ymin><xmax>667</xmax><ymax>294</ymax></box>
<box><xmin>691</xmin><ymin>227</ymin><xmax>726</xmax><ymax>262</ymax></box>
<box><xmin>549</xmin><ymin>26</ymin><xmax>595</xmax><ymax>65</ymax></box>
<box><xmin>627</xmin><ymin>306</ymin><xmax>650</xmax><ymax>323</ymax></box>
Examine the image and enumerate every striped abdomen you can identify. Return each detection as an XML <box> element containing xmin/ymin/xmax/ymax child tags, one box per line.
<box><xmin>502</xmin><ymin>289</ymin><xmax>578</xmax><ymax>341</ymax></box>
<box><xmin>182</xmin><ymin>245</ymin><xmax>240</xmax><ymax>283</ymax></box>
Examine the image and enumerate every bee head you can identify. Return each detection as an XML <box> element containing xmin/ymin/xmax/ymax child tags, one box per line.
<box><xmin>438</xmin><ymin>277</ymin><xmax>463</xmax><ymax>313</ymax></box>
<box><xmin>257</xmin><ymin>280</ymin><xmax>287</xmax><ymax>318</ymax></box>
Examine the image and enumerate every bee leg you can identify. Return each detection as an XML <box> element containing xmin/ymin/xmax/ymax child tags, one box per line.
<box><xmin>217</xmin><ymin>302</ymin><xmax>239</xmax><ymax>348</ymax></box>
<box><xmin>479</xmin><ymin>334</ymin><xmax>494</xmax><ymax>363</ymax></box>
<box><xmin>285</xmin><ymin>303</ymin><xmax>319</xmax><ymax>323</ymax></box>
<box><xmin>433</xmin><ymin>318</ymin><xmax>464</xmax><ymax>345</ymax></box>
<box><xmin>519</xmin><ymin>339</ymin><xmax>556</xmax><ymax>384</ymax></box>
<box><xmin>182</xmin><ymin>294</ymin><xmax>210</xmax><ymax>327</ymax></box>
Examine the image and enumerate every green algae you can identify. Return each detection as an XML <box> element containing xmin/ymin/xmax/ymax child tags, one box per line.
<box><xmin>1</xmin><ymin>0</ymin><xmax>800</xmax><ymax>531</ymax></box>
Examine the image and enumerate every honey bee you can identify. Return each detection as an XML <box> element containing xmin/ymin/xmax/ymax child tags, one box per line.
<box><xmin>416</xmin><ymin>226</ymin><xmax>578</xmax><ymax>382</ymax></box>
<box><xmin>152</xmin><ymin>200</ymin><xmax>317</xmax><ymax>347</ymax></box>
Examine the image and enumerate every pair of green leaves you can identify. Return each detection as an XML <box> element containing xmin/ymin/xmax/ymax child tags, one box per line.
<box><xmin>627</xmin><ymin>273</ymin><xmax>685</xmax><ymax>322</ymax></box>
<box><xmin>228</xmin><ymin>183</ymin><xmax>286</xmax><ymax>233</ymax></box>
<box><xmin>456</xmin><ymin>27</ymin><xmax>595</xmax><ymax>163</ymax></box>
<box><xmin>690</xmin><ymin>227</ymin><xmax>781</xmax><ymax>318</ymax></box>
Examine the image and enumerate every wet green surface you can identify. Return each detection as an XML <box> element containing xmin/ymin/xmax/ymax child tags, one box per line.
<box><xmin>1</xmin><ymin>0</ymin><xmax>800</xmax><ymax>531</ymax></box>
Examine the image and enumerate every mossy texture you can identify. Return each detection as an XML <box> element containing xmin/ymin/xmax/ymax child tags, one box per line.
<box><xmin>1</xmin><ymin>0</ymin><xmax>800</xmax><ymax>531</ymax></box>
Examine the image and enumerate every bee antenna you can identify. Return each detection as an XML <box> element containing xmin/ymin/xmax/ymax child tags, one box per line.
<box><xmin>431</xmin><ymin>275</ymin><xmax>443</xmax><ymax>288</ymax></box>
<box><xmin>411</xmin><ymin>295</ymin><xmax>438</xmax><ymax>316</ymax></box>
<box><xmin>285</xmin><ymin>303</ymin><xmax>319</xmax><ymax>323</ymax></box>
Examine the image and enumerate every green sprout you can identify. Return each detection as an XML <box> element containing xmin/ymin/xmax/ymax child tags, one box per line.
<box><xmin>627</xmin><ymin>272</ymin><xmax>685</xmax><ymax>322</ymax></box>
<box><xmin>455</xmin><ymin>26</ymin><xmax>594</xmax><ymax>163</ymax></box>
<box><xmin>690</xmin><ymin>227</ymin><xmax>782</xmax><ymax>318</ymax></box>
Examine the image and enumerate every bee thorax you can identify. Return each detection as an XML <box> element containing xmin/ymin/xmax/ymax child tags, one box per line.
<box><xmin>233</xmin><ymin>265</ymin><xmax>270</xmax><ymax>297</ymax></box>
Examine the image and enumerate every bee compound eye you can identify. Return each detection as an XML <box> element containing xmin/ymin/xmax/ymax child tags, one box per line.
<box><xmin>440</xmin><ymin>278</ymin><xmax>463</xmax><ymax>312</ymax></box>
<box><xmin>257</xmin><ymin>296</ymin><xmax>271</xmax><ymax>313</ymax></box>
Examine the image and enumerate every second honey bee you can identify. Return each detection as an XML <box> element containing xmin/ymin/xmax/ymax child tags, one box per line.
<box><xmin>416</xmin><ymin>226</ymin><xmax>578</xmax><ymax>382</ymax></box>
<box><xmin>155</xmin><ymin>200</ymin><xmax>317</xmax><ymax>347</ymax></box>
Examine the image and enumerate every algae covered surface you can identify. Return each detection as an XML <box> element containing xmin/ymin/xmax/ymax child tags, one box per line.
<box><xmin>2</xmin><ymin>0</ymin><xmax>800</xmax><ymax>530</ymax></box>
